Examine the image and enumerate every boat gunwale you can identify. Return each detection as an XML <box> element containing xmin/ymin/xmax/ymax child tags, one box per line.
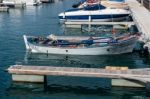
<box><xmin>25</xmin><ymin>35</ymin><xmax>138</xmax><ymax>49</ymax></box>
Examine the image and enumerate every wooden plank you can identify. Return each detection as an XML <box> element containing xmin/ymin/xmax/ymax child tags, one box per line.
<box><xmin>7</xmin><ymin>65</ymin><xmax>150</xmax><ymax>83</ymax></box>
<box><xmin>65</xmin><ymin>21</ymin><xmax>135</xmax><ymax>26</ymax></box>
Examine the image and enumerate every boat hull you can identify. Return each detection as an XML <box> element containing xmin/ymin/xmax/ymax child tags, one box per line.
<box><xmin>26</xmin><ymin>44</ymin><xmax>135</xmax><ymax>55</ymax></box>
<box><xmin>59</xmin><ymin>15</ymin><xmax>128</xmax><ymax>22</ymax></box>
<box><xmin>23</xmin><ymin>35</ymin><xmax>137</xmax><ymax>55</ymax></box>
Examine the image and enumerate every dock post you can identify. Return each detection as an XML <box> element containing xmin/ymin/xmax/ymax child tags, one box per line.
<box><xmin>111</xmin><ymin>79</ymin><xmax>145</xmax><ymax>87</ymax></box>
<box><xmin>88</xmin><ymin>16</ymin><xmax>91</xmax><ymax>22</ymax></box>
<box><xmin>43</xmin><ymin>75</ymin><xmax>48</xmax><ymax>91</ymax></box>
<box><xmin>88</xmin><ymin>24</ymin><xmax>91</xmax><ymax>32</ymax></box>
<box><xmin>88</xmin><ymin>16</ymin><xmax>91</xmax><ymax>32</ymax></box>
<box><xmin>81</xmin><ymin>25</ymin><xmax>83</xmax><ymax>32</ymax></box>
<box><xmin>11</xmin><ymin>74</ymin><xmax>44</xmax><ymax>83</ymax></box>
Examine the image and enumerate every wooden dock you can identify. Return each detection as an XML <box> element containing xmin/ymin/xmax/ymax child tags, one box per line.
<box><xmin>0</xmin><ymin>6</ymin><xmax>9</xmax><ymax>12</ymax></box>
<box><xmin>137</xmin><ymin>0</ymin><xmax>150</xmax><ymax>11</ymax></box>
<box><xmin>64</xmin><ymin>21</ymin><xmax>134</xmax><ymax>28</ymax></box>
<box><xmin>7</xmin><ymin>65</ymin><xmax>150</xmax><ymax>87</ymax></box>
<box><xmin>126</xmin><ymin>0</ymin><xmax>150</xmax><ymax>41</ymax></box>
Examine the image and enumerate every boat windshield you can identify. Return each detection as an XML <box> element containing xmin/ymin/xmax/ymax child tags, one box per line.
<box><xmin>84</xmin><ymin>4</ymin><xmax>106</xmax><ymax>10</ymax></box>
<box><xmin>65</xmin><ymin>8</ymin><xmax>83</xmax><ymax>12</ymax></box>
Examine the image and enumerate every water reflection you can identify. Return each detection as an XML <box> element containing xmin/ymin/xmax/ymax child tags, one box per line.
<box><xmin>8</xmin><ymin>82</ymin><xmax>109</xmax><ymax>94</ymax></box>
<box><xmin>23</xmin><ymin>52</ymin><xmax>150</xmax><ymax>68</ymax></box>
<box><xmin>7</xmin><ymin>82</ymin><xmax>150</xmax><ymax>99</ymax></box>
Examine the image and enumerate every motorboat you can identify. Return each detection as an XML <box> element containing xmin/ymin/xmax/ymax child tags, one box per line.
<box><xmin>58</xmin><ymin>4</ymin><xmax>130</xmax><ymax>22</ymax></box>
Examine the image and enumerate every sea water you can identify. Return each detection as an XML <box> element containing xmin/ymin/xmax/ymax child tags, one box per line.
<box><xmin>0</xmin><ymin>0</ymin><xmax>150</xmax><ymax>99</ymax></box>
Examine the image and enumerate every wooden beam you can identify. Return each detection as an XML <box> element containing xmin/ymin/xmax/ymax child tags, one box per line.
<box><xmin>7</xmin><ymin>65</ymin><xmax>150</xmax><ymax>84</ymax></box>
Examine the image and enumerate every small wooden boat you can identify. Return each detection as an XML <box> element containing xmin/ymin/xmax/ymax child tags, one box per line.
<box><xmin>23</xmin><ymin>34</ymin><xmax>139</xmax><ymax>55</ymax></box>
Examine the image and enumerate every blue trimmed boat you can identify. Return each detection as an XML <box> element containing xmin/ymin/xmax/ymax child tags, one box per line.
<box><xmin>58</xmin><ymin>4</ymin><xmax>130</xmax><ymax>22</ymax></box>
<box><xmin>23</xmin><ymin>33</ymin><xmax>139</xmax><ymax>55</ymax></box>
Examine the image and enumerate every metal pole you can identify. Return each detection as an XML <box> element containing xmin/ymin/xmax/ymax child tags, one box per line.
<box><xmin>88</xmin><ymin>15</ymin><xmax>91</xmax><ymax>32</ymax></box>
<box><xmin>44</xmin><ymin>75</ymin><xmax>47</xmax><ymax>91</ymax></box>
<box><xmin>88</xmin><ymin>15</ymin><xmax>91</xmax><ymax>22</ymax></box>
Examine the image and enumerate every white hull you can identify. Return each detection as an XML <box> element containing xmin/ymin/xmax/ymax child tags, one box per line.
<box><xmin>23</xmin><ymin>35</ymin><xmax>137</xmax><ymax>55</ymax></box>
<box><xmin>58</xmin><ymin>6</ymin><xmax>130</xmax><ymax>22</ymax></box>
<box><xmin>26</xmin><ymin>43</ymin><xmax>135</xmax><ymax>55</ymax></box>
<box><xmin>2</xmin><ymin>1</ymin><xmax>14</xmax><ymax>5</ymax></box>
<box><xmin>59</xmin><ymin>16</ymin><xmax>127</xmax><ymax>23</ymax></box>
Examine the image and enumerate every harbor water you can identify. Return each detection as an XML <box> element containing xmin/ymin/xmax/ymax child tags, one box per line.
<box><xmin>0</xmin><ymin>0</ymin><xmax>150</xmax><ymax>98</ymax></box>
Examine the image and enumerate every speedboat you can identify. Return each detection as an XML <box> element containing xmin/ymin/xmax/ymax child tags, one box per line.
<box><xmin>58</xmin><ymin>4</ymin><xmax>130</xmax><ymax>22</ymax></box>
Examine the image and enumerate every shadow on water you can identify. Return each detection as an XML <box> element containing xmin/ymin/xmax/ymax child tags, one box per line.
<box><xmin>7</xmin><ymin>52</ymin><xmax>150</xmax><ymax>99</ymax></box>
<box><xmin>7</xmin><ymin>82</ymin><xmax>150</xmax><ymax>99</ymax></box>
<box><xmin>22</xmin><ymin>52</ymin><xmax>150</xmax><ymax>69</ymax></box>
<box><xmin>8</xmin><ymin>82</ymin><xmax>109</xmax><ymax>94</ymax></box>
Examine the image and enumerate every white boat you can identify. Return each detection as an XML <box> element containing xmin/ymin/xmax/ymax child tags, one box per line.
<box><xmin>58</xmin><ymin>3</ymin><xmax>130</xmax><ymax>22</ymax></box>
<box><xmin>23</xmin><ymin>0</ymin><xmax>41</xmax><ymax>6</ymax></box>
<box><xmin>2</xmin><ymin>0</ymin><xmax>18</xmax><ymax>7</ymax></box>
<box><xmin>3</xmin><ymin>0</ymin><xmax>41</xmax><ymax>6</ymax></box>
<box><xmin>19</xmin><ymin>0</ymin><xmax>41</xmax><ymax>5</ymax></box>
<box><xmin>23</xmin><ymin>34</ymin><xmax>139</xmax><ymax>55</ymax></box>
<box><xmin>2</xmin><ymin>0</ymin><xmax>14</xmax><ymax>5</ymax></box>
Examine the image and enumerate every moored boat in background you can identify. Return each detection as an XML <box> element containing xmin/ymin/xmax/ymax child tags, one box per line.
<box><xmin>58</xmin><ymin>3</ymin><xmax>130</xmax><ymax>22</ymax></box>
<box><xmin>2</xmin><ymin>0</ymin><xmax>41</xmax><ymax>6</ymax></box>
